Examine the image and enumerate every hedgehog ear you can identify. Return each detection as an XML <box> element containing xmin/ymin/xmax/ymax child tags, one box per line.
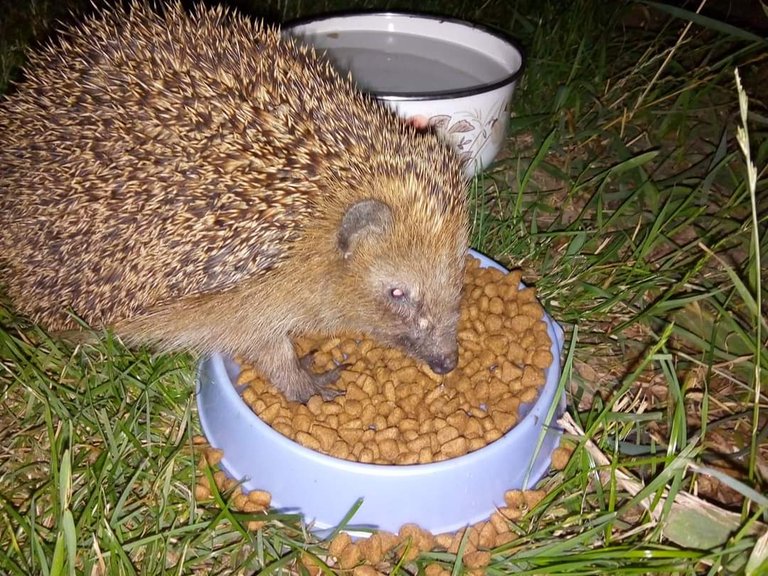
<box><xmin>337</xmin><ymin>199</ymin><xmax>393</xmax><ymax>258</ymax></box>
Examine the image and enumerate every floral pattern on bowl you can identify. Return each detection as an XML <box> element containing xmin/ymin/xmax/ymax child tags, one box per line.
<box><xmin>404</xmin><ymin>96</ymin><xmax>511</xmax><ymax>173</ymax></box>
<box><xmin>286</xmin><ymin>12</ymin><xmax>524</xmax><ymax>178</ymax></box>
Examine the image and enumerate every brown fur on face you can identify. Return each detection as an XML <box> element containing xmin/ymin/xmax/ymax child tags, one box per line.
<box><xmin>0</xmin><ymin>2</ymin><xmax>469</xmax><ymax>401</ymax></box>
<box><xmin>330</xmin><ymin>183</ymin><xmax>468</xmax><ymax>375</ymax></box>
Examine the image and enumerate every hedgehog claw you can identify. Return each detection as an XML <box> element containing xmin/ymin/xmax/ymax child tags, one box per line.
<box><xmin>298</xmin><ymin>349</ymin><xmax>320</xmax><ymax>371</ymax></box>
<box><xmin>293</xmin><ymin>352</ymin><xmax>347</xmax><ymax>402</ymax></box>
<box><xmin>314</xmin><ymin>364</ymin><xmax>348</xmax><ymax>401</ymax></box>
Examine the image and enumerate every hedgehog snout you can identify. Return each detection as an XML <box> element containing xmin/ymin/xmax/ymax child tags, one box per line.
<box><xmin>397</xmin><ymin>328</ymin><xmax>459</xmax><ymax>375</ymax></box>
<box><xmin>425</xmin><ymin>352</ymin><xmax>458</xmax><ymax>375</ymax></box>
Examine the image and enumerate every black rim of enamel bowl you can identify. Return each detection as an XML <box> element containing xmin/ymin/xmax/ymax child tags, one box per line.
<box><xmin>282</xmin><ymin>10</ymin><xmax>526</xmax><ymax>101</ymax></box>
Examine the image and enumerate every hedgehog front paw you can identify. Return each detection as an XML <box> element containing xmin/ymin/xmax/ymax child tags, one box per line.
<box><xmin>308</xmin><ymin>363</ymin><xmax>346</xmax><ymax>402</ymax></box>
<box><xmin>286</xmin><ymin>354</ymin><xmax>346</xmax><ymax>403</ymax></box>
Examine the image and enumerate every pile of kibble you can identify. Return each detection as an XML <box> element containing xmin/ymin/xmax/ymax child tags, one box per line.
<box><xmin>237</xmin><ymin>257</ymin><xmax>553</xmax><ymax>464</ymax></box>
<box><xmin>193</xmin><ymin>439</ymin><xmax>573</xmax><ymax>575</ymax></box>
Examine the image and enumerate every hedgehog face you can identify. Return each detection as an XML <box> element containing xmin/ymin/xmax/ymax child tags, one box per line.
<box><xmin>368</xmin><ymin>262</ymin><xmax>464</xmax><ymax>375</ymax></box>
<box><xmin>336</xmin><ymin>197</ymin><xmax>468</xmax><ymax>375</ymax></box>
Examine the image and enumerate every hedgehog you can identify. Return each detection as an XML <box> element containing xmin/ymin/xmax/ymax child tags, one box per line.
<box><xmin>0</xmin><ymin>1</ymin><xmax>470</xmax><ymax>402</ymax></box>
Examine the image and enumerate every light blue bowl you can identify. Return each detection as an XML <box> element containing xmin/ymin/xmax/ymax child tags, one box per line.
<box><xmin>196</xmin><ymin>249</ymin><xmax>565</xmax><ymax>534</ymax></box>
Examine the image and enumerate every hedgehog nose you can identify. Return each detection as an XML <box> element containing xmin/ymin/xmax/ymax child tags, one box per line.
<box><xmin>428</xmin><ymin>354</ymin><xmax>458</xmax><ymax>375</ymax></box>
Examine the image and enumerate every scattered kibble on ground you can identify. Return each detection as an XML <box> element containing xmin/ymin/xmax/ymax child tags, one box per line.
<box><xmin>194</xmin><ymin>436</ymin><xmax>560</xmax><ymax>572</ymax></box>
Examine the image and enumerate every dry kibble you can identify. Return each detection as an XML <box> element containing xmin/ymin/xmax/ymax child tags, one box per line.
<box><xmin>485</xmin><ymin>313</ymin><xmax>503</xmax><ymax>331</ymax></box>
<box><xmin>203</xmin><ymin>448</ymin><xmax>223</xmax><ymax>466</ymax></box>
<box><xmin>299</xmin><ymin>553</ymin><xmax>322</xmax><ymax>576</ymax></box>
<box><xmin>494</xmin><ymin>531</ymin><xmax>516</xmax><ymax>547</ymax></box>
<box><xmin>359</xmin><ymin>448</ymin><xmax>374</xmax><ymax>463</ymax></box>
<box><xmin>329</xmin><ymin>532</ymin><xmax>352</xmax><ymax>558</ymax></box>
<box><xmin>377</xmin><ymin>530</ymin><xmax>400</xmax><ymax>554</ymax></box>
<box><xmin>344</xmin><ymin>399</ymin><xmax>363</xmax><ymax>417</ymax></box>
<box><xmin>322</xmin><ymin>402</ymin><xmax>343</xmax><ymax>415</ymax></box>
<box><xmin>478</xmin><ymin>521</ymin><xmax>497</xmax><ymax>549</ymax></box>
<box><xmin>519</xmin><ymin>386</ymin><xmax>539</xmax><ymax>403</ymax></box>
<box><xmin>504</xmin><ymin>490</ymin><xmax>526</xmax><ymax>509</ymax></box>
<box><xmin>245</xmin><ymin>490</ymin><xmax>271</xmax><ymax>509</ymax></box>
<box><xmin>532</xmin><ymin>349</ymin><xmax>554</xmax><ymax>369</ymax></box>
<box><xmin>338</xmin><ymin>542</ymin><xmax>362</xmax><ymax>570</ymax></box>
<box><xmin>339</xmin><ymin>427</ymin><xmax>363</xmax><ymax>445</ymax></box>
<box><xmin>193</xmin><ymin>484</ymin><xmax>210</xmax><ymax>500</ymax></box>
<box><xmin>232</xmin><ymin>491</ymin><xmax>247</xmax><ymax>510</ymax></box>
<box><xmin>447</xmin><ymin>530</ymin><xmax>464</xmax><ymax>554</ymax></box>
<box><xmin>259</xmin><ymin>402</ymin><xmax>281</xmax><ymax>424</ymax></box>
<box><xmin>484</xmin><ymin>428</ymin><xmax>503</xmax><ymax>443</ymax></box>
<box><xmin>520</xmin><ymin>333</ymin><xmax>535</xmax><ymax>350</ymax></box>
<box><xmin>375</xmin><ymin>426</ymin><xmax>398</xmax><ymax>441</ymax></box>
<box><xmin>425</xmin><ymin>564</ymin><xmax>451</xmax><ymax>576</ymax></box>
<box><xmin>313</xmin><ymin>351</ymin><xmax>332</xmax><ymax>368</ymax></box>
<box><xmin>463</xmin><ymin>550</ymin><xmax>492</xmax><ymax>569</ymax></box>
<box><xmin>517</xmin><ymin>287</ymin><xmax>536</xmax><ymax>302</ymax></box>
<box><xmin>509</xmin><ymin>315</ymin><xmax>534</xmax><ymax>332</ymax></box>
<box><xmin>360</xmin><ymin>404</ymin><xmax>377</xmax><ymax>424</ymax></box>
<box><xmin>434</xmin><ymin>533</ymin><xmax>453</xmax><ymax>550</ymax></box>
<box><xmin>466</xmin><ymin>524</ymin><xmax>481</xmax><ymax>550</ymax></box>
<box><xmin>272</xmin><ymin>419</ymin><xmax>293</xmax><ymax>438</ymax></box>
<box><xmin>346</xmin><ymin>383</ymin><xmax>367</xmax><ymax>401</ymax></box>
<box><xmin>373</xmin><ymin>414</ymin><xmax>388</xmax><ymax>431</ymax></box>
<box><xmin>330</xmin><ymin>440</ymin><xmax>351</xmax><ymax>459</ymax></box>
<box><xmin>398</xmin><ymin>523</ymin><xmax>435</xmax><ymax>552</ymax></box>
<box><xmin>293</xmin><ymin>413</ymin><xmax>312</xmax><ymax>433</ymax></box>
<box><xmin>242</xmin><ymin>500</ymin><xmax>264</xmax><ymax>513</ymax></box>
<box><xmin>436</xmin><ymin>425</ymin><xmax>459</xmax><ymax>444</ymax></box>
<box><xmin>524</xmin><ymin>489</ymin><xmax>546</xmax><ymax>509</ymax></box>
<box><xmin>492</xmin><ymin>410</ymin><xmax>517</xmax><ymax>433</ymax></box>
<box><xmin>238</xmin><ymin>256</ymin><xmax>551</xmax><ymax>464</ymax></box>
<box><xmin>446</xmin><ymin>411</ymin><xmax>469</xmax><ymax>432</ymax></box>
<box><xmin>396</xmin><ymin>451</ymin><xmax>419</xmax><ymax>465</ymax></box>
<box><xmin>242</xmin><ymin>387</ymin><xmax>257</xmax><ymax>405</ymax></box>
<box><xmin>379</xmin><ymin>438</ymin><xmax>399</xmax><ymax>461</ymax></box>
<box><xmin>551</xmin><ymin>446</ymin><xmax>573</xmax><ymax>470</ymax></box>
<box><xmin>312</xmin><ymin>425</ymin><xmax>337</xmax><ymax>452</ymax></box>
<box><xmin>398</xmin><ymin>523</ymin><xmax>435</xmax><ymax>561</ymax></box>
<box><xmin>213</xmin><ymin>470</ymin><xmax>227</xmax><ymax>487</ymax></box>
<box><xmin>486</xmin><ymin>334</ymin><xmax>509</xmax><ymax>356</ymax></box>
<box><xmin>360</xmin><ymin>374</ymin><xmax>379</xmax><ymax>397</ymax></box>
<box><xmin>398</xmin><ymin>418</ymin><xmax>419</xmax><ymax>432</ymax></box>
<box><xmin>295</xmin><ymin>431</ymin><xmax>320</xmax><ymax>451</ymax></box>
<box><xmin>520</xmin><ymin>302</ymin><xmax>543</xmax><ymax>319</ymax></box>
<box><xmin>489</xmin><ymin>511</ymin><xmax>509</xmax><ymax>534</ymax></box>
<box><xmin>483</xmin><ymin>282</ymin><xmax>498</xmax><ymax>298</ymax></box>
<box><xmin>358</xmin><ymin>533</ymin><xmax>384</xmax><ymax>564</ymax></box>
<box><xmin>499</xmin><ymin>505</ymin><xmax>523</xmax><ymax>521</ymax></box>
<box><xmin>468</xmin><ymin>437</ymin><xmax>486</xmax><ymax>451</ymax></box>
<box><xmin>440</xmin><ymin>436</ymin><xmax>469</xmax><ymax>458</ymax></box>
<box><xmin>306</xmin><ymin>395</ymin><xmax>324</xmax><ymax>415</ymax></box>
<box><xmin>521</xmin><ymin>365</ymin><xmax>543</xmax><ymax>388</ymax></box>
<box><xmin>488</xmin><ymin>297</ymin><xmax>504</xmax><ymax>315</ymax></box>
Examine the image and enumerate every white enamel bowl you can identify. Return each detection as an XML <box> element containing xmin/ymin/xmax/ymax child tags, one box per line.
<box><xmin>284</xmin><ymin>13</ymin><xmax>524</xmax><ymax>177</ymax></box>
<box><xmin>196</xmin><ymin>250</ymin><xmax>565</xmax><ymax>534</ymax></box>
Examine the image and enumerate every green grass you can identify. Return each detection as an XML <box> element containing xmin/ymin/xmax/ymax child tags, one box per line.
<box><xmin>1</xmin><ymin>0</ymin><xmax>767</xmax><ymax>574</ymax></box>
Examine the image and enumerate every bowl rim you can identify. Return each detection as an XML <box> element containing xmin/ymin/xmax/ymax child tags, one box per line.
<box><xmin>283</xmin><ymin>10</ymin><xmax>526</xmax><ymax>101</ymax></box>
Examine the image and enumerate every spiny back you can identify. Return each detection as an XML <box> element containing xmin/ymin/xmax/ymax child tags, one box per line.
<box><xmin>0</xmin><ymin>1</ymin><xmax>466</xmax><ymax>330</ymax></box>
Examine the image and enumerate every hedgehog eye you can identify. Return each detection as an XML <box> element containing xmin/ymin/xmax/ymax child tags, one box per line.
<box><xmin>389</xmin><ymin>287</ymin><xmax>408</xmax><ymax>302</ymax></box>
